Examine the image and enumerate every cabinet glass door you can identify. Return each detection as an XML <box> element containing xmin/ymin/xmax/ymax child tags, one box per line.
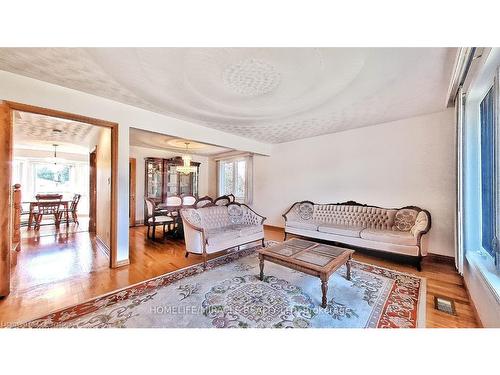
<box><xmin>179</xmin><ymin>173</ymin><xmax>191</xmax><ymax>195</ymax></box>
<box><xmin>146</xmin><ymin>160</ymin><xmax>162</xmax><ymax>201</ymax></box>
<box><xmin>192</xmin><ymin>170</ymin><xmax>198</xmax><ymax>197</ymax></box>
<box><xmin>166</xmin><ymin>164</ymin><xmax>179</xmax><ymax>196</ymax></box>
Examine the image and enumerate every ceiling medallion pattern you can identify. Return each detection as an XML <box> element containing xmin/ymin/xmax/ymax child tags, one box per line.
<box><xmin>222</xmin><ymin>58</ymin><xmax>280</xmax><ymax>97</ymax></box>
<box><xmin>0</xmin><ymin>48</ymin><xmax>455</xmax><ymax>144</ymax></box>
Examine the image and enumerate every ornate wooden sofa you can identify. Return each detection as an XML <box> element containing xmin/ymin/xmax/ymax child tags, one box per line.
<box><xmin>180</xmin><ymin>203</ymin><xmax>266</xmax><ymax>269</ymax></box>
<box><xmin>283</xmin><ymin>201</ymin><xmax>431</xmax><ymax>270</ymax></box>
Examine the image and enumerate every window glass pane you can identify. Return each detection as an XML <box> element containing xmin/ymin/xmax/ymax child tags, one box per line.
<box><xmin>480</xmin><ymin>87</ymin><xmax>495</xmax><ymax>258</ymax></box>
<box><xmin>235</xmin><ymin>160</ymin><xmax>246</xmax><ymax>199</ymax></box>
<box><xmin>35</xmin><ymin>163</ymin><xmax>74</xmax><ymax>194</ymax></box>
<box><xmin>222</xmin><ymin>161</ymin><xmax>234</xmax><ymax>195</ymax></box>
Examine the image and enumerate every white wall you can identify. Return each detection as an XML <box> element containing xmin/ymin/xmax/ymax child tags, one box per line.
<box><xmin>253</xmin><ymin>109</ymin><xmax>456</xmax><ymax>257</ymax></box>
<box><xmin>129</xmin><ymin>145</ymin><xmax>211</xmax><ymax>222</ymax></box>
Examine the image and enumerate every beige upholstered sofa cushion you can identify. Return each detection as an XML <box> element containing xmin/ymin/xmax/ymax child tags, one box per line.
<box><xmin>198</xmin><ymin>205</ymin><xmax>232</xmax><ymax>229</ymax></box>
<box><xmin>205</xmin><ymin>227</ymin><xmax>240</xmax><ymax>245</ymax></box>
<box><xmin>232</xmin><ymin>224</ymin><xmax>263</xmax><ymax>237</ymax></box>
<box><xmin>360</xmin><ymin>228</ymin><xmax>417</xmax><ymax>246</ymax></box>
<box><xmin>317</xmin><ymin>224</ymin><xmax>363</xmax><ymax>238</ymax></box>
<box><xmin>206</xmin><ymin>224</ymin><xmax>263</xmax><ymax>246</ymax></box>
<box><xmin>313</xmin><ymin>204</ymin><xmax>397</xmax><ymax>230</ymax></box>
<box><xmin>286</xmin><ymin>220</ymin><xmax>320</xmax><ymax>231</ymax></box>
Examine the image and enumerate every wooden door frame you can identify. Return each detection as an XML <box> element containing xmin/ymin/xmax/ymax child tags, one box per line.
<box><xmin>129</xmin><ymin>157</ymin><xmax>136</xmax><ymax>227</ymax></box>
<box><xmin>89</xmin><ymin>147</ymin><xmax>97</xmax><ymax>234</ymax></box>
<box><xmin>0</xmin><ymin>102</ymin><xmax>12</xmax><ymax>297</ymax></box>
<box><xmin>0</xmin><ymin>101</ymin><xmax>120</xmax><ymax>296</ymax></box>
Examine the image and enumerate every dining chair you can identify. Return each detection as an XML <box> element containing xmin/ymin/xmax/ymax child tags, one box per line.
<box><xmin>165</xmin><ymin>195</ymin><xmax>182</xmax><ymax>207</ymax></box>
<box><xmin>163</xmin><ymin>195</ymin><xmax>183</xmax><ymax>217</ymax></box>
<box><xmin>59</xmin><ymin>194</ymin><xmax>81</xmax><ymax>225</ymax></box>
<box><xmin>195</xmin><ymin>195</ymin><xmax>213</xmax><ymax>208</ymax></box>
<box><xmin>181</xmin><ymin>194</ymin><xmax>196</xmax><ymax>207</ymax></box>
<box><xmin>214</xmin><ymin>195</ymin><xmax>231</xmax><ymax>206</ymax></box>
<box><xmin>36</xmin><ymin>193</ymin><xmax>63</xmax><ymax>201</ymax></box>
<box><xmin>144</xmin><ymin>198</ymin><xmax>174</xmax><ymax>240</ymax></box>
<box><xmin>33</xmin><ymin>201</ymin><xmax>62</xmax><ymax>231</ymax></box>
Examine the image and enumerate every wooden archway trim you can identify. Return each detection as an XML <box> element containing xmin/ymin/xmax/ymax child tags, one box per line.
<box><xmin>0</xmin><ymin>101</ymin><xmax>121</xmax><ymax>297</ymax></box>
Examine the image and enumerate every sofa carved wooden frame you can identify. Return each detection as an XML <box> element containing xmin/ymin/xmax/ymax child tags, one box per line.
<box><xmin>180</xmin><ymin>202</ymin><xmax>267</xmax><ymax>269</ymax></box>
<box><xmin>282</xmin><ymin>200</ymin><xmax>432</xmax><ymax>271</ymax></box>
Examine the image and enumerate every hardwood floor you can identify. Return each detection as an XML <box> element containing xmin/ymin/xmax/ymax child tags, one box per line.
<box><xmin>0</xmin><ymin>225</ymin><xmax>480</xmax><ymax>328</ymax></box>
<box><xmin>20</xmin><ymin>216</ymin><xmax>90</xmax><ymax>240</ymax></box>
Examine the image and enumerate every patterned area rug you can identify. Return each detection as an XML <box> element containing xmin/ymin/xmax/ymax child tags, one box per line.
<box><xmin>20</xmin><ymin>242</ymin><xmax>426</xmax><ymax>328</ymax></box>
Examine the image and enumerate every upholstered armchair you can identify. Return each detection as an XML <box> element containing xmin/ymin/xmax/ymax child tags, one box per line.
<box><xmin>180</xmin><ymin>203</ymin><xmax>266</xmax><ymax>269</ymax></box>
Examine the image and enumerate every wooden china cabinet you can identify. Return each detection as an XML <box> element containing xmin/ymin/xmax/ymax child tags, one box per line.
<box><xmin>144</xmin><ymin>156</ymin><xmax>200</xmax><ymax>205</ymax></box>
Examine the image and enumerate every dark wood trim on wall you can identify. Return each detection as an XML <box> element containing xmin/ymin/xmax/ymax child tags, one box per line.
<box><xmin>129</xmin><ymin>158</ymin><xmax>136</xmax><ymax>227</ymax></box>
<box><xmin>426</xmin><ymin>253</ymin><xmax>455</xmax><ymax>265</ymax></box>
<box><xmin>89</xmin><ymin>147</ymin><xmax>97</xmax><ymax>234</ymax></box>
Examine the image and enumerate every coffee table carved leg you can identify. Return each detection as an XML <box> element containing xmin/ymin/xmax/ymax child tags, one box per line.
<box><xmin>321</xmin><ymin>278</ymin><xmax>328</xmax><ymax>308</ymax></box>
<box><xmin>346</xmin><ymin>257</ymin><xmax>352</xmax><ymax>281</ymax></box>
<box><xmin>259</xmin><ymin>254</ymin><xmax>264</xmax><ymax>281</ymax></box>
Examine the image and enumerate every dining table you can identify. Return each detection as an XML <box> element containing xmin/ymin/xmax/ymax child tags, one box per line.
<box><xmin>25</xmin><ymin>200</ymin><xmax>72</xmax><ymax>228</ymax></box>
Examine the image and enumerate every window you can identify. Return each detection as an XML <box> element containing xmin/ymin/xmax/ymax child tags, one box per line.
<box><xmin>480</xmin><ymin>86</ymin><xmax>498</xmax><ymax>261</ymax></box>
<box><xmin>35</xmin><ymin>164</ymin><xmax>73</xmax><ymax>189</ymax></box>
<box><xmin>34</xmin><ymin>163</ymin><xmax>74</xmax><ymax>193</ymax></box>
<box><xmin>12</xmin><ymin>157</ymin><xmax>90</xmax><ymax>214</ymax></box>
<box><xmin>217</xmin><ymin>156</ymin><xmax>253</xmax><ymax>204</ymax></box>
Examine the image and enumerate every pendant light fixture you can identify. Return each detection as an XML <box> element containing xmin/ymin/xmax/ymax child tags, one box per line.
<box><xmin>176</xmin><ymin>142</ymin><xmax>197</xmax><ymax>175</ymax></box>
<box><xmin>45</xmin><ymin>144</ymin><xmax>65</xmax><ymax>173</ymax></box>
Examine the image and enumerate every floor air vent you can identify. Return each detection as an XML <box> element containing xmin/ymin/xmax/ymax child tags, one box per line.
<box><xmin>434</xmin><ymin>296</ymin><xmax>456</xmax><ymax>315</ymax></box>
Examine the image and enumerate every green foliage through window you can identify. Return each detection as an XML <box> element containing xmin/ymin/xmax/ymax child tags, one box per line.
<box><xmin>37</xmin><ymin>165</ymin><xmax>71</xmax><ymax>184</ymax></box>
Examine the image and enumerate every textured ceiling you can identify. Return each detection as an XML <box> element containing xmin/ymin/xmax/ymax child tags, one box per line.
<box><xmin>130</xmin><ymin>128</ymin><xmax>231</xmax><ymax>156</ymax></box>
<box><xmin>13</xmin><ymin>110</ymin><xmax>98</xmax><ymax>154</ymax></box>
<box><xmin>0</xmin><ymin>48</ymin><xmax>456</xmax><ymax>143</ymax></box>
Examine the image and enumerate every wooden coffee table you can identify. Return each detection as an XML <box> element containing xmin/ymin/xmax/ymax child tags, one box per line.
<box><xmin>258</xmin><ymin>238</ymin><xmax>354</xmax><ymax>308</ymax></box>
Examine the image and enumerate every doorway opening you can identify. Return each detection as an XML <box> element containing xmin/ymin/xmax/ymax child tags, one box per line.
<box><xmin>0</xmin><ymin>101</ymin><xmax>118</xmax><ymax>314</ymax></box>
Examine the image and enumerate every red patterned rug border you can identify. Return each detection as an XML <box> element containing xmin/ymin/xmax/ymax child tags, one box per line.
<box><xmin>352</xmin><ymin>261</ymin><xmax>426</xmax><ymax>328</ymax></box>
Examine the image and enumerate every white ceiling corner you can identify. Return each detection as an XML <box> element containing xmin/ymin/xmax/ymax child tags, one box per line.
<box><xmin>0</xmin><ymin>48</ymin><xmax>457</xmax><ymax>144</ymax></box>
